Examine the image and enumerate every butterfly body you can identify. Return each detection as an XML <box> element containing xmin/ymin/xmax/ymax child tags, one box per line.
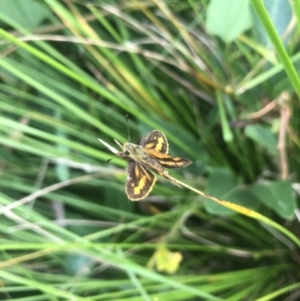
<box><xmin>114</xmin><ymin>130</ymin><xmax>192</xmax><ymax>201</ymax></box>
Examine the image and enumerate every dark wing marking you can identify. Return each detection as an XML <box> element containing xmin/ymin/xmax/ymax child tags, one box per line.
<box><xmin>139</xmin><ymin>130</ymin><xmax>169</xmax><ymax>154</ymax></box>
<box><xmin>146</xmin><ymin>150</ymin><xmax>192</xmax><ymax>169</ymax></box>
<box><xmin>125</xmin><ymin>160</ymin><xmax>156</xmax><ymax>201</ymax></box>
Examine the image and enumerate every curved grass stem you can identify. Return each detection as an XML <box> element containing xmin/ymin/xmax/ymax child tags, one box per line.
<box><xmin>164</xmin><ymin>172</ymin><xmax>300</xmax><ymax>249</ymax></box>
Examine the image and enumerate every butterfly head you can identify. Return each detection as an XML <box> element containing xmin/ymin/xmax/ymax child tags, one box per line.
<box><xmin>122</xmin><ymin>142</ymin><xmax>133</xmax><ymax>157</ymax></box>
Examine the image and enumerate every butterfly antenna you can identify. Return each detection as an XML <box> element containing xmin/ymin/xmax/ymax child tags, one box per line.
<box><xmin>125</xmin><ymin>114</ymin><xmax>131</xmax><ymax>142</ymax></box>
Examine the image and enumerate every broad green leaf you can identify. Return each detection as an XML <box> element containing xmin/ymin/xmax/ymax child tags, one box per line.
<box><xmin>206</xmin><ymin>168</ymin><xmax>237</xmax><ymax>197</ymax></box>
<box><xmin>205</xmin><ymin>168</ymin><xmax>236</xmax><ymax>215</ymax></box>
<box><xmin>206</xmin><ymin>0</ymin><xmax>252</xmax><ymax>43</ymax></box>
<box><xmin>251</xmin><ymin>181</ymin><xmax>295</xmax><ymax>218</ymax></box>
<box><xmin>251</xmin><ymin>0</ymin><xmax>293</xmax><ymax>48</ymax></box>
<box><xmin>205</xmin><ymin>187</ymin><xmax>261</xmax><ymax>215</ymax></box>
<box><xmin>0</xmin><ymin>0</ymin><xmax>50</xmax><ymax>30</ymax></box>
<box><xmin>245</xmin><ymin>124</ymin><xmax>277</xmax><ymax>156</ymax></box>
<box><xmin>205</xmin><ymin>168</ymin><xmax>260</xmax><ymax>214</ymax></box>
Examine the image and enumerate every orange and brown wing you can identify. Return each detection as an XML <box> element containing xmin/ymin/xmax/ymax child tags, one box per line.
<box><xmin>125</xmin><ymin>160</ymin><xmax>156</xmax><ymax>201</ymax></box>
<box><xmin>146</xmin><ymin>149</ymin><xmax>192</xmax><ymax>169</ymax></box>
<box><xmin>139</xmin><ymin>130</ymin><xmax>169</xmax><ymax>154</ymax></box>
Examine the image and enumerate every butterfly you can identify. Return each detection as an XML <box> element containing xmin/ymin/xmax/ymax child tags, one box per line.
<box><xmin>100</xmin><ymin>130</ymin><xmax>192</xmax><ymax>201</ymax></box>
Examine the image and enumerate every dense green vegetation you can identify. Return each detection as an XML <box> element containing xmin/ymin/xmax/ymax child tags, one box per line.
<box><xmin>1</xmin><ymin>0</ymin><xmax>300</xmax><ymax>300</ymax></box>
